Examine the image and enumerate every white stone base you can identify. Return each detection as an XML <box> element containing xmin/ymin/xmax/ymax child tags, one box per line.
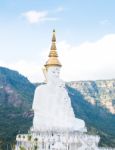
<box><xmin>15</xmin><ymin>131</ymin><xmax>114</xmax><ymax>150</ymax></box>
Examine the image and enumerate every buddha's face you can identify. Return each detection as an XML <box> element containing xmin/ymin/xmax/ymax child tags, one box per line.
<box><xmin>47</xmin><ymin>66</ymin><xmax>60</xmax><ymax>84</ymax></box>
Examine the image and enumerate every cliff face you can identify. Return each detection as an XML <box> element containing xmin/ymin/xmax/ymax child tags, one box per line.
<box><xmin>68</xmin><ymin>80</ymin><xmax>115</xmax><ymax>114</ymax></box>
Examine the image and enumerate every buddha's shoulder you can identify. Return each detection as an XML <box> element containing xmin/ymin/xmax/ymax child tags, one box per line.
<box><xmin>35</xmin><ymin>84</ymin><xmax>47</xmax><ymax>92</ymax></box>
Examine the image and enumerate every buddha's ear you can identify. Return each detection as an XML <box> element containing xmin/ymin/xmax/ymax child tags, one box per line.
<box><xmin>42</xmin><ymin>66</ymin><xmax>48</xmax><ymax>83</ymax></box>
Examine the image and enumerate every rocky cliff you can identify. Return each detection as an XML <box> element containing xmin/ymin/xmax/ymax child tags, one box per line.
<box><xmin>68</xmin><ymin>80</ymin><xmax>115</xmax><ymax>114</ymax></box>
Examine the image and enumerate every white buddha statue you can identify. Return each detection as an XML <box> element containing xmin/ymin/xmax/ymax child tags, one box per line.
<box><xmin>32</xmin><ymin>30</ymin><xmax>86</xmax><ymax>132</ymax></box>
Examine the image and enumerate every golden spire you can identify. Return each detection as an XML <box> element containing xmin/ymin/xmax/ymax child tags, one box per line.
<box><xmin>44</xmin><ymin>30</ymin><xmax>62</xmax><ymax>68</ymax></box>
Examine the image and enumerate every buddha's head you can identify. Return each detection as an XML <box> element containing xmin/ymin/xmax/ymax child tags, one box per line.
<box><xmin>43</xmin><ymin>66</ymin><xmax>61</xmax><ymax>84</ymax></box>
<box><xmin>47</xmin><ymin>66</ymin><xmax>60</xmax><ymax>81</ymax></box>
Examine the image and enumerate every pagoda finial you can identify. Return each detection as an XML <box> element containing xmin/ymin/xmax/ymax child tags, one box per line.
<box><xmin>52</xmin><ymin>29</ymin><xmax>56</xmax><ymax>42</ymax></box>
<box><xmin>49</xmin><ymin>30</ymin><xmax>57</xmax><ymax>56</ymax></box>
<box><xmin>44</xmin><ymin>30</ymin><xmax>62</xmax><ymax>68</ymax></box>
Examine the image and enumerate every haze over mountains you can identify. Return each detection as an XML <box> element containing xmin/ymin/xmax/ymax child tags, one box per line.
<box><xmin>0</xmin><ymin>66</ymin><xmax>115</xmax><ymax>149</ymax></box>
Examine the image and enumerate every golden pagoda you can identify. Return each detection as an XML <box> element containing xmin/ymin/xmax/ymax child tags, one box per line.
<box><xmin>44</xmin><ymin>30</ymin><xmax>62</xmax><ymax>68</ymax></box>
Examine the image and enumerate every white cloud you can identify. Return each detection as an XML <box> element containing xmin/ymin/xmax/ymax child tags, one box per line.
<box><xmin>22</xmin><ymin>10</ymin><xmax>58</xmax><ymax>24</ymax></box>
<box><xmin>22</xmin><ymin>11</ymin><xmax>47</xmax><ymax>23</ymax></box>
<box><xmin>57</xmin><ymin>34</ymin><xmax>115</xmax><ymax>81</ymax></box>
<box><xmin>1</xmin><ymin>34</ymin><xmax>115</xmax><ymax>83</ymax></box>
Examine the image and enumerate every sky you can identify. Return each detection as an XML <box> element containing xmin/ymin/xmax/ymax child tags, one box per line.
<box><xmin>0</xmin><ymin>0</ymin><xmax>115</xmax><ymax>82</ymax></box>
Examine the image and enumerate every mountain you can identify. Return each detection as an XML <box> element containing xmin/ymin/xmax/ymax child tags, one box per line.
<box><xmin>0</xmin><ymin>67</ymin><xmax>115</xmax><ymax>149</ymax></box>
<box><xmin>0</xmin><ymin>67</ymin><xmax>35</xmax><ymax>109</ymax></box>
<box><xmin>68</xmin><ymin>80</ymin><xmax>115</xmax><ymax>114</ymax></box>
<box><xmin>0</xmin><ymin>67</ymin><xmax>35</xmax><ymax>150</ymax></box>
